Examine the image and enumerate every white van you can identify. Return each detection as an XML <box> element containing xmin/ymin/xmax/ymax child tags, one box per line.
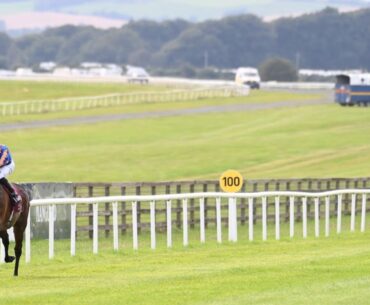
<box><xmin>235</xmin><ymin>67</ymin><xmax>261</xmax><ymax>89</ymax></box>
<box><xmin>126</xmin><ymin>66</ymin><xmax>150</xmax><ymax>84</ymax></box>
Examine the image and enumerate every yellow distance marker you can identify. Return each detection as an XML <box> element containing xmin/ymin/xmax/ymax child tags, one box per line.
<box><xmin>219</xmin><ymin>169</ymin><xmax>244</xmax><ymax>193</ymax></box>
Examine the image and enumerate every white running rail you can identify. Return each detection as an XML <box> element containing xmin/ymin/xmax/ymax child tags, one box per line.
<box><xmin>0</xmin><ymin>85</ymin><xmax>249</xmax><ymax>116</ymax></box>
<box><xmin>1</xmin><ymin>189</ymin><xmax>368</xmax><ymax>263</ymax></box>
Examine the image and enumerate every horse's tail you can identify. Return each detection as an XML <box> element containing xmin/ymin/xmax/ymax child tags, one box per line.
<box><xmin>23</xmin><ymin>187</ymin><xmax>32</xmax><ymax>202</ymax></box>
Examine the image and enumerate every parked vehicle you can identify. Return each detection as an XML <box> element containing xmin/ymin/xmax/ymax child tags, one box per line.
<box><xmin>235</xmin><ymin>67</ymin><xmax>261</xmax><ymax>89</ymax></box>
<box><xmin>126</xmin><ymin>66</ymin><xmax>150</xmax><ymax>84</ymax></box>
<box><xmin>335</xmin><ymin>73</ymin><xmax>370</xmax><ymax>106</ymax></box>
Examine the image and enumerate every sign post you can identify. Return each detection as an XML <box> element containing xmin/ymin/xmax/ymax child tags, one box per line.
<box><xmin>219</xmin><ymin>170</ymin><xmax>243</xmax><ymax>242</ymax></box>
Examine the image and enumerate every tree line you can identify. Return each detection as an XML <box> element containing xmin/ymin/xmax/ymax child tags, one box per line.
<box><xmin>0</xmin><ymin>7</ymin><xmax>369</xmax><ymax>74</ymax></box>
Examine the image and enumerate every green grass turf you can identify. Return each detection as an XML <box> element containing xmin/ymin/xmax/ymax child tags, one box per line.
<box><xmin>1</xmin><ymin>216</ymin><xmax>370</xmax><ymax>305</ymax></box>
<box><xmin>0</xmin><ymin>82</ymin><xmax>368</xmax><ymax>304</ymax></box>
<box><xmin>0</xmin><ymin>80</ymin><xmax>170</xmax><ymax>102</ymax></box>
<box><xmin>2</xmin><ymin>99</ymin><xmax>369</xmax><ymax>182</ymax></box>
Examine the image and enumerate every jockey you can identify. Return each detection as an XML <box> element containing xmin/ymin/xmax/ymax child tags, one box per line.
<box><xmin>0</xmin><ymin>144</ymin><xmax>22</xmax><ymax>223</ymax></box>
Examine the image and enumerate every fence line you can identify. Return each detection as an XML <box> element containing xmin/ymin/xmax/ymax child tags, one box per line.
<box><xmin>0</xmin><ymin>85</ymin><xmax>249</xmax><ymax>116</ymax></box>
<box><xmin>10</xmin><ymin>189</ymin><xmax>368</xmax><ymax>264</ymax></box>
<box><xmin>72</xmin><ymin>178</ymin><xmax>370</xmax><ymax>236</ymax></box>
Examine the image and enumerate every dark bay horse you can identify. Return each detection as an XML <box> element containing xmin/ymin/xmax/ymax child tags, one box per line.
<box><xmin>0</xmin><ymin>184</ymin><xmax>30</xmax><ymax>276</ymax></box>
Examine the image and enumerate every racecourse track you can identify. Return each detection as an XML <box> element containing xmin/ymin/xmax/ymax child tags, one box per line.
<box><xmin>0</xmin><ymin>91</ymin><xmax>330</xmax><ymax>132</ymax></box>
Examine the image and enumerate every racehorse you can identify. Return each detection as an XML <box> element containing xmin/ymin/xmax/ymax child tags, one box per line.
<box><xmin>0</xmin><ymin>184</ymin><xmax>30</xmax><ymax>276</ymax></box>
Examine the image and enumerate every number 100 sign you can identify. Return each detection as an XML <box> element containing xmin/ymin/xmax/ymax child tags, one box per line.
<box><xmin>219</xmin><ymin>170</ymin><xmax>244</xmax><ymax>193</ymax></box>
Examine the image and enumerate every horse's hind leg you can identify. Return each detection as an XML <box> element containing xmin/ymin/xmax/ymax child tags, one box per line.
<box><xmin>0</xmin><ymin>230</ymin><xmax>15</xmax><ymax>263</ymax></box>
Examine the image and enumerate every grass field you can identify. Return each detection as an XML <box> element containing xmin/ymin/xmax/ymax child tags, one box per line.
<box><xmin>2</xmin><ymin>95</ymin><xmax>370</xmax><ymax>182</ymax></box>
<box><xmin>0</xmin><ymin>81</ymin><xmax>334</xmax><ymax>182</ymax></box>
<box><xmin>1</xmin><ymin>221</ymin><xmax>370</xmax><ymax>305</ymax></box>
<box><xmin>0</xmin><ymin>80</ymin><xmax>172</xmax><ymax>102</ymax></box>
<box><xmin>1</xmin><ymin>81</ymin><xmax>370</xmax><ymax>304</ymax></box>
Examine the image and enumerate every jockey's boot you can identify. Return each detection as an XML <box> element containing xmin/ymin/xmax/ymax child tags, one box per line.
<box><xmin>0</xmin><ymin>178</ymin><xmax>22</xmax><ymax>227</ymax></box>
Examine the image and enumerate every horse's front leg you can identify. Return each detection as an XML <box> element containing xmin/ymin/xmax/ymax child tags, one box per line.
<box><xmin>0</xmin><ymin>230</ymin><xmax>15</xmax><ymax>263</ymax></box>
<box><xmin>13</xmin><ymin>221</ymin><xmax>28</xmax><ymax>276</ymax></box>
